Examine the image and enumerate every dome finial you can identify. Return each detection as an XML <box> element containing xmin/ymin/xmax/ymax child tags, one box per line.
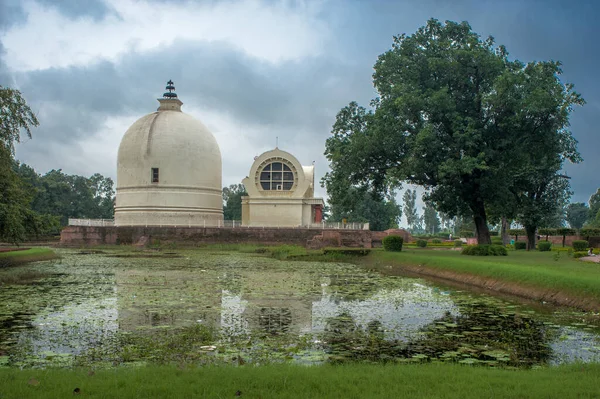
<box><xmin>163</xmin><ymin>79</ymin><xmax>177</xmax><ymax>99</ymax></box>
<box><xmin>157</xmin><ymin>79</ymin><xmax>183</xmax><ymax>111</ymax></box>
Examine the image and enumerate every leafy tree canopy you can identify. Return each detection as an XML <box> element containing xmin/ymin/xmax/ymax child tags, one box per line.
<box><xmin>588</xmin><ymin>189</ymin><xmax>600</xmax><ymax>226</ymax></box>
<box><xmin>566</xmin><ymin>202</ymin><xmax>589</xmax><ymax>229</ymax></box>
<box><xmin>222</xmin><ymin>184</ymin><xmax>247</xmax><ymax>220</ymax></box>
<box><xmin>14</xmin><ymin>165</ymin><xmax>115</xmax><ymax>225</ymax></box>
<box><xmin>327</xmin><ymin>187</ymin><xmax>401</xmax><ymax>231</ymax></box>
<box><xmin>0</xmin><ymin>86</ymin><xmax>39</xmax><ymax>154</ymax></box>
<box><xmin>323</xmin><ymin>19</ymin><xmax>583</xmax><ymax>245</ymax></box>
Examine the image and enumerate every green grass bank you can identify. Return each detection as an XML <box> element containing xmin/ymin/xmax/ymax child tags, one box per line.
<box><xmin>1</xmin><ymin>363</ymin><xmax>599</xmax><ymax>399</ymax></box>
<box><xmin>368</xmin><ymin>249</ymin><xmax>600</xmax><ymax>310</ymax></box>
<box><xmin>0</xmin><ymin>247</ymin><xmax>58</xmax><ymax>267</ymax></box>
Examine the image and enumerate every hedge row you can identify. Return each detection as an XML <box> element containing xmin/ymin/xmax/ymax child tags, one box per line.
<box><xmin>462</xmin><ymin>245</ymin><xmax>508</xmax><ymax>256</ymax></box>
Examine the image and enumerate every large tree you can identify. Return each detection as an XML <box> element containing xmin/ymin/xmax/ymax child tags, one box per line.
<box><xmin>323</xmin><ymin>19</ymin><xmax>583</xmax><ymax>245</ymax></box>
<box><xmin>566</xmin><ymin>202</ymin><xmax>589</xmax><ymax>229</ymax></box>
<box><xmin>0</xmin><ymin>86</ymin><xmax>60</xmax><ymax>242</ymax></box>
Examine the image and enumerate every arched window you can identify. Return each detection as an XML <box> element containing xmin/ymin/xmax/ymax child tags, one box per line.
<box><xmin>259</xmin><ymin>161</ymin><xmax>295</xmax><ymax>190</ymax></box>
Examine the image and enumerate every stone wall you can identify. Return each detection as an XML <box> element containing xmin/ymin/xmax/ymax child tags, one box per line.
<box><xmin>59</xmin><ymin>226</ymin><xmax>376</xmax><ymax>248</ymax></box>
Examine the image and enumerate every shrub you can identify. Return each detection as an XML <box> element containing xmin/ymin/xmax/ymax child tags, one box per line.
<box><xmin>572</xmin><ymin>240</ymin><xmax>589</xmax><ymax>252</ymax></box>
<box><xmin>538</xmin><ymin>241</ymin><xmax>552</xmax><ymax>252</ymax></box>
<box><xmin>382</xmin><ymin>235</ymin><xmax>403</xmax><ymax>252</ymax></box>
<box><xmin>453</xmin><ymin>240</ymin><xmax>463</xmax><ymax>248</ymax></box>
<box><xmin>431</xmin><ymin>239</ymin><xmax>442</xmax><ymax>244</ymax></box>
<box><xmin>514</xmin><ymin>242</ymin><xmax>527</xmax><ymax>250</ymax></box>
<box><xmin>462</xmin><ymin>245</ymin><xmax>508</xmax><ymax>256</ymax></box>
<box><xmin>491</xmin><ymin>237</ymin><xmax>503</xmax><ymax>245</ymax></box>
<box><xmin>416</xmin><ymin>239</ymin><xmax>428</xmax><ymax>248</ymax></box>
<box><xmin>573</xmin><ymin>251</ymin><xmax>588</xmax><ymax>259</ymax></box>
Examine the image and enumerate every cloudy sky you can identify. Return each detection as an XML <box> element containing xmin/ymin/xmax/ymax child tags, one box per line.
<box><xmin>1</xmin><ymin>0</ymin><xmax>598</xmax><ymax>223</ymax></box>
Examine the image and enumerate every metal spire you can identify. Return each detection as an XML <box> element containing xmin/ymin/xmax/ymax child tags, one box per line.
<box><xmin>163</xmin><ymin>79</ymin><xmax>177</xmax><ymax>99</ymax></box>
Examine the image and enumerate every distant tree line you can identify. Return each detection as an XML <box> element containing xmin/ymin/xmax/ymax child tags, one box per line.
<box><xmin>14</xmin><ymin>164</ymin><xmax>115</xmax><ymax>226</ymax></box>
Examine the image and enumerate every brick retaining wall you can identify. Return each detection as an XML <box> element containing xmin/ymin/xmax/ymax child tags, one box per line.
<box><xmin>59</xmin><ymin>226</ymin><xmax>387</xmax><ymax>248</ymax></box>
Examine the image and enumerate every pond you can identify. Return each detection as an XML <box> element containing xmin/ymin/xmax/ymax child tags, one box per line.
<box><xmin>0</xmin><ymin>248</ymin><xmax>599</xmax><ymax>368</ymax></box>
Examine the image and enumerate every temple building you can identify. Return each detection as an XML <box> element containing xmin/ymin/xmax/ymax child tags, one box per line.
<box><xmin>241</xmin><ymin>148</ymin><xmax>324</xmax><ymax>227</ymax></box>
<box><xmin>114</xmin><ymin>81</ymin><xmax>223</xmax><ymax>227</ymax></box>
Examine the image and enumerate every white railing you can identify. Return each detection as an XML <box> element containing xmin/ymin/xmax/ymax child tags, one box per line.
<box><xmin>226</xmin><ymin>221</ymin><xmax>369</xmax><ymax>230</ymax></box>
<box><xmin>309</xmin><ymin>222</ymin><xmax>370</xmax><ymax>230</ymax></box>
<box><xmin>68</xmin><ymin>219</ymin><xmax>369</xmax><ymax>230</ymax></box>
<box><xmin>68</xmin><ymin>218</ymin><xmax>115</xmax><ymax>227</ymax></box>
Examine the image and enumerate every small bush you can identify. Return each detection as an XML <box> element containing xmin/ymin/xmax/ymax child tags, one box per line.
<box><xmin>462</xmin><ymin>245</ymin><xmax>508</xmax><ymax>256</ymax></box>
<box><xmin>382</xmin><ymin>235</ymin><xmax>403</xmax><ymax>252</ymax></box>
<box><xmin>431</xmin><ymin>239</ymin><xmax>442</xmax><ymax>244</ymax></box>
<box><xmin>573</xmin><ymin>251</ymin><xmax>588</xmax><ymax>259</ymax></box>
<box><xmin>453</xmin><ymin>240</ymin><xmax>463</xmax><ymax>248</ymax></box>
<box><xmin>491</xmin><ymin>237</ymin><xmax>503</xmax><ymax>245</ymax></box>
<box><xmin>572</xmin><ymin>240</ymin><xmax>589</xmax><ymax>252</ymax></box>
<box><xmin>538</xmin><ymin>241</ymin><xmax>552</xmax><ymax>252</ymax></box>
<box><xmin>416</xmin><ymin>239</ymin><xmax>428</xmax><ymax>248</ymax></box>
<box><xmin>514</xmin><ymin>242</ymin><xmax>527</xmax><ymax>250</ymax></box>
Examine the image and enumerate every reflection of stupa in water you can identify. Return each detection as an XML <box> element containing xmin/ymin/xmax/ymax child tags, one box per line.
<box><xmin>220</xmin><ymin>268</ymin><xmax>318</xmax><ymax>335</ymax></box>
<box><xmin>114</xmin><ymin>268</ymin><xmax>221</xmax><ymax>331</ymax></box>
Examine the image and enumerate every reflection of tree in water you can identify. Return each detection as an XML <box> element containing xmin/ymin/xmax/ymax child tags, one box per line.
<box><xmin>258</xmin><ymin>307</ymin><xmax>292</xmax><ymax>335</ymax></box>
<box><xmin>325</xmin><ymin>274</ymin><xmax>382</xmax><ymax>302</ymax></box>
<box><xmin>324</xmin><ymin>312</ymin><xmax>358</xmax><ymax>344</ymax></box>
<box><xmin>321</xmin><ymin>304</ymin><xmax>553</xmax><ymax>367</ymax></box>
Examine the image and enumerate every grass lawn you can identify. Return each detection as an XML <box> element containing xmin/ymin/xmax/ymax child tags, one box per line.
<box><xmin>0</xmin><ymin>247</ymin><xmax>58</xmax><ymax>267</ymax></box>
<box><xmin>370</xmin><ymin>248</ymin><xmax>600</xmax><ymax>302</ymax></box>
<box><xmin>1</xmin><ymin>363</ymin><xmax>599</xmax><ymax>399</ymax></box>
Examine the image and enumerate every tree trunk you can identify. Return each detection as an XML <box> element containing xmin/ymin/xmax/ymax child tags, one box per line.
<box><xmin>562</xmin><ymin>235</ymin><xmax>566</xmax><ymax>247</ymax></box>
<box><xmin>525</xmin><ymin>225</ymin><xmax>537</xmax><ymax>251</ymax></box>
<box><xmin>471</xmin><ymin>200</ymin><xmax>491</xmax><ymax>245</ymax></box>
<box><xmin>501</xmin><ymin>217</ymin><xmax>509</xmax><ymax>246</ymax></box>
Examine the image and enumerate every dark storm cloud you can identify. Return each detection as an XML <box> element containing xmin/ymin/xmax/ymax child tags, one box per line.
<box><xmin>13</xmin><ymin>38</ymin><xmax>372</xmax><ymax>147</ymax></box>
<box><xmin>34</xmin><ymin>0</ymin><xmax>112</xmax><ymax>21</ymax></box>
<box><xmin>0</xmin><ymin>0</ymin><xmax>27</xmax><ymax>31</ymax></box>
<box><xmin>4</xmin><ymin>0</ymin><xmax>598</xmax><ymax>203</ymax></box>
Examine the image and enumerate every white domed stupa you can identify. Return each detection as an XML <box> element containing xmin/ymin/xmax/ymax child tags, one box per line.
<box><xmin>114</xmin><ymin>80</ymin><xmax>223</xmax><ymax>227</ymax></box>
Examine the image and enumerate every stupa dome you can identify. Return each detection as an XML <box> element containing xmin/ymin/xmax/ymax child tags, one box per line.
<box><xmin>115</xmin><ymin>80</ymin><xmax>223</xmax><ymax>227</ymax></box>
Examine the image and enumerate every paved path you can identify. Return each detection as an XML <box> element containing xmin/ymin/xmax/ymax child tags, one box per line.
<box><xmin>580</xmin><ymin>256</ymin><xmax>600</xmax><ymax>263</ymax></box>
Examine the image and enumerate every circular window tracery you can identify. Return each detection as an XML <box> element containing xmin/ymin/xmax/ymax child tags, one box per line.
<box><xmin>257</xmin><ymin>160</ymin><xmax>296</xmax><ymax>191</ymax></box>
